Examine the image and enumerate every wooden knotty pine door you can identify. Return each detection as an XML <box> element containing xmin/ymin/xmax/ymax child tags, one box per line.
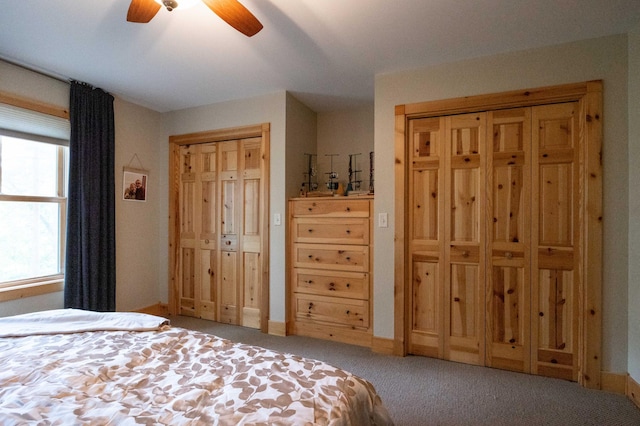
<box><xmin>176</xmin><ymin>137</ymin><xmax>265</xmax><ymax>329</ymax></box>
<box><xmin>407</xmin><ymin>102</ymin><xmax>581</xmax><ymax>381</ymax></box>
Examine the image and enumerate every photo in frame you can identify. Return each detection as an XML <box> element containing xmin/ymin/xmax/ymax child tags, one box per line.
<box><xmin>122</xmin><ymin>169</ymin><xmax>148</xmax><ymax>202</ymax></box>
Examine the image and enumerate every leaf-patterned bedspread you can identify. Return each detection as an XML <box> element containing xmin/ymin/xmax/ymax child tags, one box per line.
<box><xmin>0</xmin><ymin>324</ymin><xmax>393</xmax><ymax>425</ymax></box>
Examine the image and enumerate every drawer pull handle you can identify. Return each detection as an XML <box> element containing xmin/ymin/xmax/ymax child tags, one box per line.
<box><xmin>308</xmin><ymin>229</ymin><xmax>313</xmax><ymax>233</ymax></box>
<box><xmin>308</xmin><ymin>302</ymin><xmax>314</xmax><ymax>308</ymax></box>
<box><xmin>205</xmin><ymin>239</ymin><xmax>209</xmax><ymax>244</ymax></box>
<box><xmin>346</xmin><ymin>207</ymin><xmax>351</xmax><ymax>212</ymax></box>
<box><xmin>462</xmin><ymin>250</ymin><xmax>470</xmax><ymax>258</ymax></box>
<box><xmin>306</xmin><ymin>280</ymin><xmax>314</xmax><ymax>284</ymax></box>
<box><xmin>346</xmin><ymin>257</ymin><xmax>351</xmax><ymax>261</ymax></box>
<box><xmin>329</xmin><ymin>282</ymin><xmax>335</xmax><ymax>291</ymax></box>
<box><xmin>346</xmin><ymin>283</ymin><xmax>350</xmax><ymax>288</ymax></box>
<box><xmin>225</xmin><ymin>240</ymin><xmax>231</xmax><ymax>245</ymax></box>
<box><xmin>505</xmin><ymin>251</ymin><xmax>513</xmax><ymax>259</ymax></box>
<box><xmin>346</xmin><ymin>310</ymin><xmax>350</xmax><ymax>314</ymax></box>
<box><xmin>454</xmin><ymin>297</ymin><xmax>460</xmax><ymax>302</ymax></box>
<box><xmin>308</xmin><ymin>255</ymin><xmax>313</xmax><ymax>259</ymax></box>
<box><xmin>346</xmin><ymin>229</ymin><xmax>351</xmax><ymax>234</ymax></box>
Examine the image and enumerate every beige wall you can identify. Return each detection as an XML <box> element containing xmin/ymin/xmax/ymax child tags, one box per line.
<box><xmin>114</xmin><ymin>98</ymin><xmax>164</xmax><ymax>311</ymax></box>
<box><xmin>374</xmin><ymin>34</ymin><xmax>630</xmax><ymax>373</ymax></box>
<box><xmin>628</xmin><ymin>23</ymin><xmax>640</xmax><ymax>382</ymax></box>
<box><xmin>317</xmin><ymin>106</ymin><xmax>374</xmax><ymax>193</ymax></box>
<box><xmin>0</xmin><ymin>60</ymin><xmax>68</xmax><ymax>106</ymax></box>
<box><xmin>286</xmin><ymin>93</ymin><xmax>318</xmax><ymax>199</ymax></box>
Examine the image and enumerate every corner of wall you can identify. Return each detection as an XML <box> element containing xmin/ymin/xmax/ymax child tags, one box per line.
<box><xmin>627</xmin><ymin>22</ymin><xmax>640</xmax><ymax>387</ymax></box>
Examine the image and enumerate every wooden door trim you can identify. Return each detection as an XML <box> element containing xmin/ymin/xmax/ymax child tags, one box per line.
<box><xmin>169</xmin><ymin>124</ymin><xmax>266</xmax><ymax>146</ymax></box>
<box><xmin>394</xmin><ymin>81</ymin><xmax>602</xmax><ymax>388</ymax></box>
<box><xmin>169</xmin><ymin>123</ymin><xmax>271</xmax><ymax>333</ymax></box>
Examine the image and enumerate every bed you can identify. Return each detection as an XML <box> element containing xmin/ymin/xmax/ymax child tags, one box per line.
<box><xmin>0</xmin><ymin>309</ymin><xmax>393</xmax><ymax>425</ymax></box>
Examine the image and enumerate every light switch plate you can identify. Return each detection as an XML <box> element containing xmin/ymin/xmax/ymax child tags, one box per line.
<box><xmin>378</xmin><ymin>212</ymin><xmax>388</xmax><ymax>228</ymax></box>
<box><xmin>274</xmin><ymin>213</ymin><xmax>281</xmax><ymax>226</ymax></box>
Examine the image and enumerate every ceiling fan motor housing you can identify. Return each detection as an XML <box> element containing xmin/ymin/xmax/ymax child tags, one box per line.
<box><xmin>162</xmin><ymin>0</ymin><xmax>179</xmax><ymax>11</ymax></box>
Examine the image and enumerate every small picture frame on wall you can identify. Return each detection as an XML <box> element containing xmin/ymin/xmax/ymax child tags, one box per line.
<box><xmin>123</xmin><ymin>169</ymin><xmax>148</xmax><ymax>202</ymax></box>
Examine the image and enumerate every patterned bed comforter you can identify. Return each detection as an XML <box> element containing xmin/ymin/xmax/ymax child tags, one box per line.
<box><xmin>0</xmin><ymin>310</ymin><xmax>393</xmax><ymax>425</ymax></box>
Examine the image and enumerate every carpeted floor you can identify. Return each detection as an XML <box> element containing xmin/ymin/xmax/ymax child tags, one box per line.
<box><xmin>167</xmin><ymin>315</ymin><xmax>640</xmax><ymax>426</ymax></box>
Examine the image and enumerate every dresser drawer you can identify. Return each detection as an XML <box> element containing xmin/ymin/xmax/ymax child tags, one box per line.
<box><xmin>292</xmin><ymin>217</ymin><xmax>370</xmax><ymax>245</ymax></box>
<box><xmin>293</xmin><ymin>243</ymin><xmax>369</xmax><ymax>272</ymax></box>
<box><xmin>291</xmin><ymin>199</ymin><xmax>370</xmax><ymax>217</ymax></box>
<box><xmin>293</xmin><ymin>269</ymin><xmax>369</xmax><ymax>299</ymax></box>
<box><xmin>294</xmin><ymin>294</ymin><xmax>369</xmax><ymax>328</ymax></box>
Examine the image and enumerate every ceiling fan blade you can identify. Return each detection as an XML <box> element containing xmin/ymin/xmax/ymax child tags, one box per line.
<box><xmin>201</xmin><ymin>0</ymin><xmax>263</xmax><ymax>37</ymax></box>
<box><xmin>127</xmin><ymin>0</ymin><xmax>161</xmax><ymax>23</ymax></box>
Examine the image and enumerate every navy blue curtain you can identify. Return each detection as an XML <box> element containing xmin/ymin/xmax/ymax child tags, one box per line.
<box><xmin>64</xmin><ymin>81</ymin><xmax>116</xmax><ymax>311</ymax></box>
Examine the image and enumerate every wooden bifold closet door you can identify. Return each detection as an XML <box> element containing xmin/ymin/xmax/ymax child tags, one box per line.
<box><xmin>406</xmin><ymin>101</ymin><xmax>584</xmax><ymax>381</ymax></box>
<box><xmin>169</xmin><ymin>124</ymin><xmax>270</xmax><ymax>332</ymax></box>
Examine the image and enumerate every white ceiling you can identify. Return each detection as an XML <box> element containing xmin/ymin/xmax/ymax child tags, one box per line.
<box><xmin>1</xmin><ymin>0</ymin><xmax>639</xmax><ymax>113</ymax></box>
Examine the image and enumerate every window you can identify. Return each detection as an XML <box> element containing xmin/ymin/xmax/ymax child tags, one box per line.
<box><xmin>0</xmin><ymin>98</ymin><xmax>70</xmax><ymax>300</ymax></box>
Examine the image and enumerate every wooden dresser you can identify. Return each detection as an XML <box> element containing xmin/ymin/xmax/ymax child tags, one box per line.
<box><xmin>288</xmin><ymin>196</ymin><xmax>373</xmax><ymax>347</ymax></box>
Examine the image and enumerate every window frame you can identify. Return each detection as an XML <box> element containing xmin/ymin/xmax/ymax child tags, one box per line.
<box><xmin>0</xmin><ymin>91</ymin><xmax>69</xmax><ymax>302</ymax></box>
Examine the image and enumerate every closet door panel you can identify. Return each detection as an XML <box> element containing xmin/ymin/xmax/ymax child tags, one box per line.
<box><xmin>216</xmin><ymin>142</ymin><xmax>240</xmax><ymax>324</ymax></box>
<box><xmin>444</xmin><ymin>113</ymin><xmax>485</xmax><ymax>366</ymax></box>
<box><xmin>240</xmin><ymin>138</ymin><xmax>263</xmax><ymax>329</ymax></box>
<box><xmin>199</xmin><ymin>249</ymin><xmax>217</xmax><ymax>320</ymax></box>
<box><xmin>450</xmin><ymin>168</ymin><xmax>480</xmax><ymax>242</ymax></box>
<box><xmin>412</xmin><ymin>169</ymin><xmax>439</xmax><ymax>241</ymax></box>
<box><xmin>488</xmin><ymin>264</ymin><xmax>528</xmax><ymax>371</ymax></box>
<box><xmin>198</xmin><ymin>144</ymin><xmax>218</xmax><ymax>320</ymax></box>
<box><xmin>535</xmin><ymin>269</ymin><xmax>576</xmax><ymax>381</ymax></box>
<box><xmin>219</xmin><ymin>250</ymin><xmax>238</xmax><ymax>324</ymax></box>
<box><xmin>410</xmin><ymin>258</ymin><xmax>441</xmax><ymax>357</ymax></box>
<box><xmin>448</xmin><ymin>263</ymin><xmax>482</xmax><ymax>365</ymax></box>
<box><xmin>242</xmin><ymin>252</ymin><xmax>261</xmax><ymax>328</ymax></box>
<box><xmin>200</xmin><ymin>144</ymin><xmax>217</xmax><ymax>241</ymax></box>
<box><xmin>179</xmin><ymin>247</ymin><xmax>196</xmax><ymax>315</ymax></box>
<box><xmin>486</xmin><ymin>108</ymin><xmax>531</xmax><ymax>373</ymax></box>
<box><xmin>178</xmin><ymin>146</ymin><xmax>197</xmax><ymax>316</ymax></box>
<box><xmin>407</xmin><ymin>117</ymin><xmax>445</xmax><ymax>358</ymax></box>
<box><xmin>449</xmin><ymin>264</ymin><xmax>479</xmax><ymax>337</ymax></box>
<box><xmin>539</xmin><ymin>164</ymin><xmax>573</xmax><ymax>246</ymax></box>
<box><xmin>221</xmin><ymin>180</ymin><xmax>237</xmax><ymax>236</ymax></box>
<box><xmin>531</xmin><ymin>102</ymin><xmax>579</xmax><ymax>381</ymax></box>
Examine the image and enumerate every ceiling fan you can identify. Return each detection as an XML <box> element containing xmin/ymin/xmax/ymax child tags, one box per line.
<box><xmin>126</xmin><ymin>0</ymin><xmax>263</xmax><ymax>37</ymax></box>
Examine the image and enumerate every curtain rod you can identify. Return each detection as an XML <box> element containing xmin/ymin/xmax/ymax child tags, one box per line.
<box><xmin>0</xmin><ymin>56</ymin><xmax>71</xmax><ymax>85</ymax></box>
